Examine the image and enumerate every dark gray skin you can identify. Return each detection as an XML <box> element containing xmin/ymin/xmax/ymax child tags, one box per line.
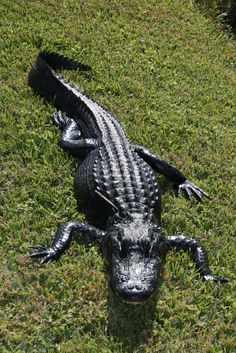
<box><xmin>29</xmin><ymin>52</ymin><xmax>229</xmax><ymax>304</ymax></box>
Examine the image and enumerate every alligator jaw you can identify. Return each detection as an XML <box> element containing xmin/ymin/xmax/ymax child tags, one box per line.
<box><xmin>113</xmin><ymin>285</ymin><xmax>155</xmax><ymax>304</ymax></box>
<box><xmin>115</xmin><ymin>291</ymin><xmax>148</xmax><ymax>305</ymax></box>
<box><xmin>118</xmin><ymin>291</ymin><xmax>154</xmax><ymax>305</ymax></box>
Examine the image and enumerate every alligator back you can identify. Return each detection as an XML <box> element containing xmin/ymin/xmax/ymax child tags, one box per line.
<box><xmin>28</xmin><ymin>52</ymin><xmax>161</xmax><ymax>223</ymax></box>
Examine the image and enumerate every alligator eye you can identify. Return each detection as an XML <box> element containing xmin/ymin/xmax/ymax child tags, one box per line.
<box><xmin>119</xmin><ymin>274</ymin><xmax>129</xmax><ymax>282</ymax></box>
<box><xmin>140</xmin><ymin>237</ymin><xmax>151</xmax><ymax>256</ymax></box>
<box><xmin>149</xmin><ymin>235</ymin><xmax>165</xmax><ymax>255</ymax></box>
<box><xmin>120</xmin><ymin>238</ymin><xmax>129</xmax><ymax>258</ymax></box>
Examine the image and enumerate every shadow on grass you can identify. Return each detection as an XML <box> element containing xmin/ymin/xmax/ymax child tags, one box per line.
<box><xmin>195</xmin><ymin>0</ymin><xmax>236</xmax><ymax>34</ymax></box>
<box><xmin>106</xmin><ymin>281</ymin><xmax>164</xmax><ymax>353</ymax></box>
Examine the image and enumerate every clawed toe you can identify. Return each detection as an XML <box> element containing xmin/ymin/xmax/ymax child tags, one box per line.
<box><xmin>177</xmin><ymin>180</ymin><xmax>210</xmax><ymax>202</ymax></box>
<box><xmin>29</xmin><ymin>246</ymin><xmax>58</xmax><ymax>263</ymax></box>
<box><xmin>52</xmin><ymin>111</ymin><xmax>70</xmax><ymax>130</ymax></box>
<box><xmin>40</xmin><ymin>254</ymin><xmax>54</xmax><ymax>264</ymax></box>
<box><xmin>29</xmin><ymin>249</ymin><xmax>49</xmax><ymax>258</ymax></box>
<box><xmin>203</xmin><ymin>275</ymin><xmax>230</xmax><ymax>283</ymax></box>
<box><xmin>30</xmin><ymin>245</ymin><xmax>45</xmax><ymax>251</ymax></box>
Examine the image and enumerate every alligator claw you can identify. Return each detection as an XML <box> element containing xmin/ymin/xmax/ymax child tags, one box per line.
<box><xmin>30</xmin><ymin>245</ymin><xmax>45</xmax><ymax>250</ymax></box>
<box><xmin>177</xmin><ymin>180</ymin><xmax>210</xmax><ymax>202</ymax></box>
<box><xmin>52</xmin><ymin>111</ymin><xmax>70</xmax><ymax>130</ymax></box>
<box><xmin>29</xmin><ymin>246</ymin><xmax>58</xmax><ymax>263</ymax></box>
<box><xmin>203</xmin><ymin>275</ymin><xmax>230</xmax><ymax>283</ymax></box>
<box><xmin>40</xmin><ymin>254</ymin><xmax>54</xmax><ymax>264</ymax></box>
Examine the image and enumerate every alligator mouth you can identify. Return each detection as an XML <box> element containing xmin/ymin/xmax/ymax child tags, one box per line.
<box><xmin>114</xmin><ymin>287</ymin><xmax>154</xmax><ymax>304</ymax></box>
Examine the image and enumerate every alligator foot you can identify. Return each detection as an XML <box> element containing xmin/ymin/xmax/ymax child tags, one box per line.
<box><xmin>175</xmin><ymin>180</ymin><xmax>210</xmax><ymax>202</ymax></box>
<box><xmin>29</xmin><ymin>222</ymin><xmax>105</xmax><ymax>264</ymax></box>
<box><xmin>203</xmin><ymin>275</ymin><xmax>230</xmax><ymax>283</ymax></box>
<box><xmin>52</xmin><ymin>111</ymin><xmax>97</xmax><ymax>157</ymax></box>
<box><xmin>133</xmin><ymin>145</ymin><xmax>209</xmax><ymax>203</ymax></box>
<box><xmin>167</xmin><ymin>235</ymin><xmax>229</xmax><ymax>283</ymax></box>
<box><xmin>52</xmin><ymin>111</ymin><xmax>72</xmax><ymax>131</ymax></box>
<box><xmin>29</xmin><ymin>246</ymin><xmax>59</xmax><ymax>264</ymax></box>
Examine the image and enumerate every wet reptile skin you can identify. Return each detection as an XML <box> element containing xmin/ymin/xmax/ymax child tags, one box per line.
<box><xmin>29</xmin><ymin>52</ymin><xmax>229</xmax><ymax>303</ymax></box>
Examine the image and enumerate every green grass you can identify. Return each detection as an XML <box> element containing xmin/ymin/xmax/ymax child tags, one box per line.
<box><xmin>0</xmin><ymin>0</ymin><xmax>235</xmax><ymax>352</ymax></box>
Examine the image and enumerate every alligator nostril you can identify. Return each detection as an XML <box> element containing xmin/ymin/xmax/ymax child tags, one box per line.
<box><xmin>135</xmin><ymin>283</ymin><xmax>142</xmax><ymax>290</ymax></box>
<box><xmin>127</xmin><ymin>282</ymin><xmax>142</xmax><ymax>291</ymax></box>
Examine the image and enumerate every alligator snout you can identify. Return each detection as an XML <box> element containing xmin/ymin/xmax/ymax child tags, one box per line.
<box><xmin>114</xmin><ymin>281</ymin><xmax>155</xmax><ymax>303</ymax></box>
<box><xmin>127</xmin><ymin>281</ymin><xmax>142</xmax><ymax>291</ymax></box>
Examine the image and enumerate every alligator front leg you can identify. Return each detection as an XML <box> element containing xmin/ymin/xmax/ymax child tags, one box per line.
<box><xmin>30</xmin><ymin>222</ymin><xmax>105</xmax><ymax>263</ymax></box>
<box><xmin>134</xmin><ymin>145</ymin><xmax>209</xmax><ymax>202</ymax></box>
<box><xmin>166</xmin><ymin>235</ymin><xmax>229</xmax><ymax>283</ymax></box>
<box><xmin>53</xmin><ymin>111</ymin><xmax>98</xmax><ymax>157</ymax></box>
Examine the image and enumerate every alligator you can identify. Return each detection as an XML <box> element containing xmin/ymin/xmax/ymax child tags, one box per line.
<box><xmin>29</xmin><ymin>52</ymin><xmax>229</xmax><ymax>303</ymax></box>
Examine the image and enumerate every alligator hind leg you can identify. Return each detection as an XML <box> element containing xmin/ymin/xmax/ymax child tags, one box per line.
<box><xmin>30</xmin><ymin>222</ymin><xmax>106</xmax><ymax>263</ymax></box>
<box><xmin>53</xmin><ymin>111</ymin><xmax>71</xmax><ymax>131</ymax></box>
<box><xmin>166</xmin><ymin>235</ymin><xmax>229</xmax><ymax>283</ymax></box>
<box><xmin>134</xmin><ymin>145</ymin><xmax>209</xmax><ymax>202</ymax></box>
<box><xmin>53</xmin><ymin>111</ymin><xmax>98</xmax><ymax>157</ymax></box>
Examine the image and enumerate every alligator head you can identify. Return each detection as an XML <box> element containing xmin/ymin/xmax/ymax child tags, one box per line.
<box><xmin>104</xmin><ymin>216</ymin><xmax>166</xmax><ymax>303</ymax></box>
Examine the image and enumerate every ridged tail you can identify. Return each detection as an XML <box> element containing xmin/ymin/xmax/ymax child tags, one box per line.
<box><xmin>28</xmin><ymin>51</ymin><xmax>91</xmax><ymax>111</ymax></box>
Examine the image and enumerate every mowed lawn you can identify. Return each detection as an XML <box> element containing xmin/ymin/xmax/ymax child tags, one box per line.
<box><xmin>0</xmin><ymin>1</ymin><xmax>235</xmax><ymax>352</ymax></box>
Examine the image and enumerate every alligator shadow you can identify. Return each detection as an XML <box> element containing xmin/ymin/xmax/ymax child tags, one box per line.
<box><xmin>106</xmin><ymin>276</ymin><xmax>164</xmax><ymax>352</ymax></box>
<box><xmin>195</xmin><ymin>1</ymin><xmax>236</xmax><ymax>34</ymax></box>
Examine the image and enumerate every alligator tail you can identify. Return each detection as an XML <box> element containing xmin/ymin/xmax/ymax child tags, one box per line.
<box><xmin>28</xmin><ymin>51</ymin><xmax>91</xmax><ymax>113</ymax></box>
<box><xmin>34</xmin><ymin>51</ymin><xmax>91</xmax><ymax>71</ymax></box>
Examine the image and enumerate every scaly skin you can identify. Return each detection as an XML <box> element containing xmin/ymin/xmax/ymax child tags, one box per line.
<box><xmin>28</xmin><ymin>52</ymin><xmax>229</xmax><ymax>303</ymax></box>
